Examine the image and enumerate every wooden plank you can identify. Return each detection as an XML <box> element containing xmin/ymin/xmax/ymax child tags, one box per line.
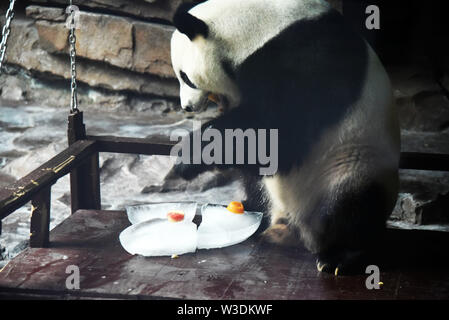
<box><xmin>68</xmin><ymin>111</ymin><xmax>101</xmax><ymax>213</ymax></box>
<box><xmin>67</xmin><ymin>111</ymin><xmax>86</xmax><ymax>145</ymax></box>
<box><xmin>1</xmin><ymin>209</ymin><xmax>448</xmax><ymax>299</ymax></box>
<box><xmin>70</xmin><ymin>152</ymin><xmax>101</xmax><ymax>213</ymax></box>
<box><xmin>90</xmin><ymin>153</ymin><xmax>101</xmax><ymax>209</ymax></box>
<box><xmin>87</xmin><ymin>135</ymin><xmax>176</xmax><ymax>156</ymax></box>
<box><xmin>0</xmin><ymin>140</ymin><xmax>98</xmax><ymax>220</ymax></box>
<box><xmin>30</xmin><ymin>187</ymin><xmax>51</xmax><ymax>248</ymax></box>
<box><xmin>0</xmin><ymin>287</ymin><xmax>147</xmax><ymax>300</ymax></box>
<box><xmin>399</xmin><ymin>152</ymin><xmax>449</xmax><ymax>171</ymax></box>
<box><xmin>401</xmin><ymin>131</ymin><xmax>449</xmax><ymax>154</ymax></box>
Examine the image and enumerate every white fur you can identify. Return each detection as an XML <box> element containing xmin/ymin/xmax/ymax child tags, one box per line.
<box><xmin>190</xmin><ymin>0</ymin><xmax>330</xmax><ymax>65</ymax></box>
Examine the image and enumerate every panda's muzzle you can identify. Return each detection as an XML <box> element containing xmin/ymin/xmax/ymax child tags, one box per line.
<box><xmin>183</xmin><ymin>94</ymin><xmax>209</xmax><ymax>112</ymax></box>
<box><xmin>183</xmin><ymin>103</ymin><xmax>206</xmax><ymax>112</ymax></box>
<box><xmin>183</xmin><ymin>93</ymin><xmax>224</xmax><ymax>113</ymax></box>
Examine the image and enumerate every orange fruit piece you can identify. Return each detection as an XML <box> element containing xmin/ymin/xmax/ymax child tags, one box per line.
<box><xmin>227</xmin><ymin>201</ymin><xmax>244</xmax><ymax>214</ymax></box>
<box><xmin>167</xmin><ymin>211</ymin><xmax>185</xmax><ymax>222</ymax></box>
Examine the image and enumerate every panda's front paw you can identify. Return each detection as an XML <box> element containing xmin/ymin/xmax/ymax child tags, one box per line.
<box><xmin>260</xmin><ymin>224</ymin><xmax>298</xmax><ymax>247</ymax></box>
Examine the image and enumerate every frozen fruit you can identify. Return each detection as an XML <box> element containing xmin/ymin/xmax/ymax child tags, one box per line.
<box><xmin>227</xmin><ymin>201</ymin><xmax>244</xmax><ymax>214</ymax></box>
<box><xmin>167</xmin><ymin>211</ymin><xmax>185</xmax><ymax>222</ymax></box>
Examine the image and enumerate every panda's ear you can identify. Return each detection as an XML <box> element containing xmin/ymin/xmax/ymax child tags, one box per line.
<box><xmin>173</xmin><ymin>3</ymin><xmax>209</xmax><ymax>41</ymax></box>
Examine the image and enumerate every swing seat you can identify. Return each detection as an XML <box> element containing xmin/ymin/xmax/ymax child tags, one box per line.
<box><xmin>1</xmin><ymin>208</ymin><xmax>449</xmax><ymax>299</ymax></box>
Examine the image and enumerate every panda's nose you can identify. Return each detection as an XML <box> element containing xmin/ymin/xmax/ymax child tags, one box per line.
<box><xmin>184</xmin><ymin>106</ymin><xmax>193</xmax><ymax>112</ymax></box>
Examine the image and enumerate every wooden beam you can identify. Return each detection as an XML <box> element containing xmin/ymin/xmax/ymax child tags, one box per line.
<box><xmin>70</xmin><ymin>152</ymin><xmax>101</xmax><ymax>213</ymax></box>
<box><xmin>0</xmin><ymin>140</ymin><xmax>97</xmax><ymax>220</ymax></box>
<box><xmin>87</xmin><ymin>135</ymin><xmax>176</xmax><ymax>156</ymax></box>
<box><xmin>88</xmin><ymin>135</ymin><xmax>449</xmax><ymax>172</ymax></box>
<box><xmin>2</xmin><ymin>131</ymin><xmax>447</xmax><ymax>221</ymax></box>
<box><xmin>30</xmin><ymin>187</ymin><xmax>51</xmax><ymax>248</ymax></box>
<box><xmin>89</xmin><ymin>135</ymin><xmax>449</xmax><ymax>172</ymax></box>
<box><xmin>68</xmin><ymin>112</ymin><xmax>101</xmax><ymax>213</ymax></box>
<box><xmin>68</xmin><ymin>111</ymin><xmax>86</xmax><ymax>145</ymax></box>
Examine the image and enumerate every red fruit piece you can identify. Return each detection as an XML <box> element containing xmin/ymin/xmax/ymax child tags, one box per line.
<box><xmin>167</xmin><ymin>211</ymin><xmax>185</xmax><ymax>222</ymax></box>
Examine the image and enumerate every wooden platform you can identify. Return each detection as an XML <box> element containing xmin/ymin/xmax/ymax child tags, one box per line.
<box><xmin>1</xmin><ymin>209</ymin><xmax>449</xmax><ymax>300</ymax></box>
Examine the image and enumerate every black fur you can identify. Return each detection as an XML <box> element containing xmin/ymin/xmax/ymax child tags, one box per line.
<box><xmin>235</xmin><ymin>9</ymin><xmax>368</xmax><ymax>174</ymax></box>
<box><xmin>173</xmin><ymin>2</ymin><xmax>209</xmax><ymax>40</ymax></box>
<box><xmin>221</xmin><ymin>59</ymin><xmax>236</xmax><ymax>80</ymax></box>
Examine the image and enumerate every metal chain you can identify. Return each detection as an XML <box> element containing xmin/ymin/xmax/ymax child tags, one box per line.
<box><xmin>0</xmin><ymin>0</ymin><xmax>16</xmax><ymax>73</ymax></box>
<box><xmin>68</xmin><ymin>0</ymin><xmax>79</xmax><ymax>113</ymax></box>
<box><xmin>1</xmin><ymin>0</ymin><xmax>79</xmax><ymax>113</ymax></box>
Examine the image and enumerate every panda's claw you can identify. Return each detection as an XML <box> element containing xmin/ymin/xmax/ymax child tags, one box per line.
<box><xmin>316</xmin><ymin>249</ymin><xmax>368</xmax><ymax>276</ymax></box>
<box><xmin>315</xmin><ymin>259</ymin><xmax>334</xmax><ymax>274</ymax></box>
<box><xmin>316</xmin><ymin>261</ymin><xmax>326</xmax><ymax>272</ymax></box>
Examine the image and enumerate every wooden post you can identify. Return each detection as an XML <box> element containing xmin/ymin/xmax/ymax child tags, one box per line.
<box><xmin>30</xmin><ymin>187</ymin><xmax>51</xmax><ymax>248</ymax></box>
<box><xmin>68</xmin><ymin>111</ymin><xmax>101</xmax><ymax>213</ymax></box>
<box><xmin>68</xmin><ymin>111</ymin><xmax>86</xmax><ymax>145</ymax></box>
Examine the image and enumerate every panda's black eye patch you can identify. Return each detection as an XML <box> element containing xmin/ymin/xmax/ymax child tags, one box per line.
<box><xmin>180</xmin><ymin>71</ymin><xmax>197</xmax><ymax>89</ymax></box>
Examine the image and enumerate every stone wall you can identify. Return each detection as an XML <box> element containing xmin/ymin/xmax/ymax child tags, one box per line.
<box><xmin>0</xmin><ymin>0</ymin><xmax>343</xmax><ymax>105</ymax></box>
<box><xmin>1</xmin><ymin>0</ymin><xmax>184</xmax><ymax>103</ymax></box>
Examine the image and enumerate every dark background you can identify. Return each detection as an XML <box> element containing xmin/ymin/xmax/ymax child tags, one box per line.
<box><xmin>343</xmin><ymin>0</ymin><xmax>449</xmax><ymax>74</ymax></box>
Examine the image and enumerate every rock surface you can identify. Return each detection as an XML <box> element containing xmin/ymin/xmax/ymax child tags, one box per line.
<box><xmin>2</xmin><ymin>2</ymin><xmax>179</xmax><ymax>101</ymax></box>
<box><xmin>5</xmin><ymin>17</ymin><xmax>179</xmax><ymax>98</ymax></box>
<box><xmin>27</xmin><ymin>6</ymin><xmax>176</xmax><ymax>79</ymax></box>
<box><xmin>391</xmin><ymin>170</ymin><xmax>449</xmax><ymax>225</ymax></box>
<box><xmin>32</xmin><ymin>0</ymin><xmax>186</xmax><ymax>22</ymax></box>
<box><xmin>0</xmin><ymin>0</ymin><xmax>347</xmax><ymax>106</ymax></box>
<box><xmin>2</xmin><ymin>0</ymin><xmax>344</xmax><ymax>102</ymax></box>
<box><xmin>31</xmin><ymin>0</ymin><xmax>343</xmax><ymax>20</ymax></box>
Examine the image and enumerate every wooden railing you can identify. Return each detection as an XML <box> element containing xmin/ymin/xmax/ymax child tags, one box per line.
<box><xmin>0</xmin><ymin>112</ymin><xmax>176</xmax><ymax>248</ymax></box>
<box><xmin>0</xmin><ymin>111</ymin><xmax>448</xmax><ymax>248</ymax></box>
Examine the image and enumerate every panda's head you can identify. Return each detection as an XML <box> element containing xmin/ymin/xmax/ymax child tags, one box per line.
<box><xmin>171</xmin><ymin>0</ymin><xmax>330</xmax><ymax>113</ymax></box>
<box><xmin>171</xmin><ymin>3</ymin><xmax>240</xmax><ymax>112</ymax></box>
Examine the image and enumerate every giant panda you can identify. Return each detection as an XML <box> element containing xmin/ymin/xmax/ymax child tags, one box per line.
<box><xmin>169</xmin><ymin>0</ymin><xmax>400</xmax><ymax>275</ymax></box>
